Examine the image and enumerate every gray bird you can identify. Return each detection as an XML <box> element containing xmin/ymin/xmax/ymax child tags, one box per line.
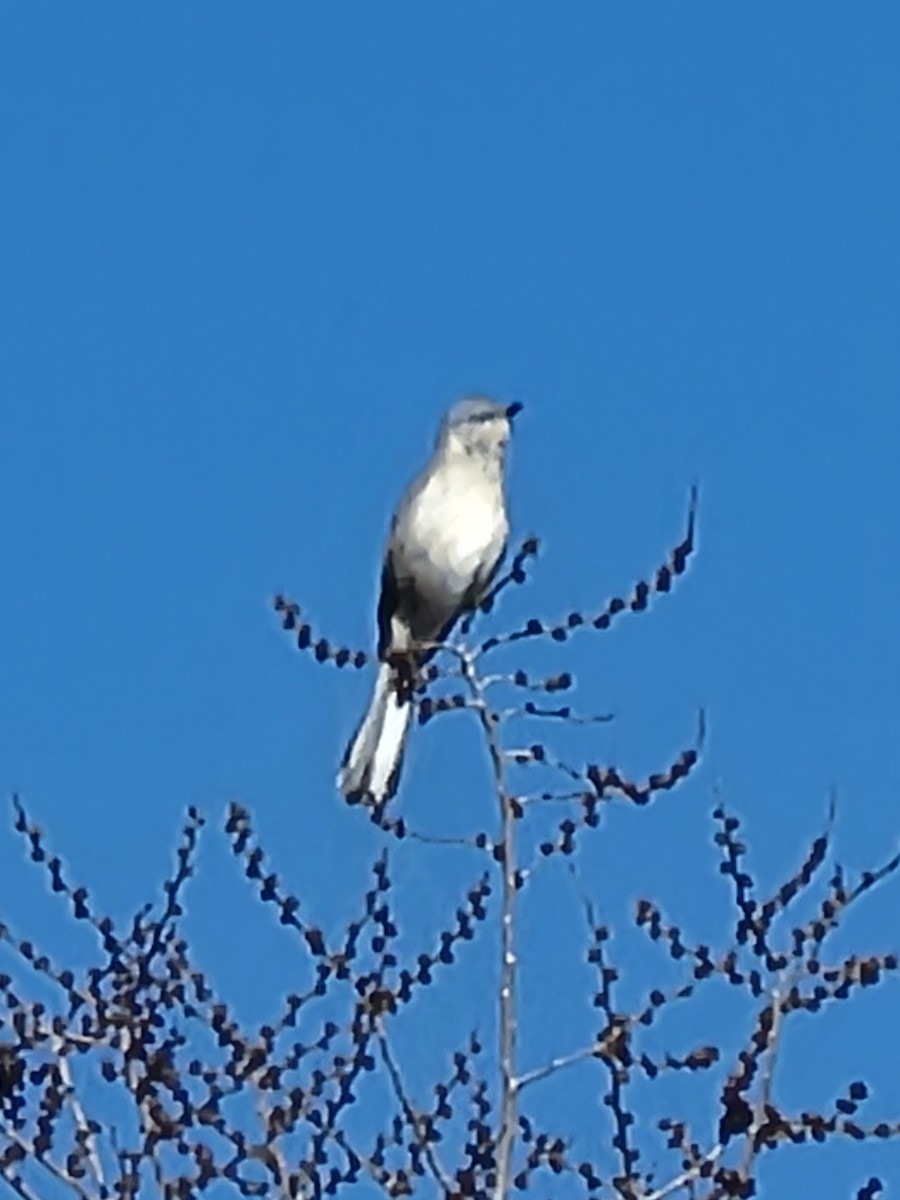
<box><xmin>338</xmin><ymin>396</ymin><xmax>521</xmax><ymax>803</ymax></box>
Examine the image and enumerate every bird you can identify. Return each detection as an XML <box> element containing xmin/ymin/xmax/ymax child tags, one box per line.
<box><xmin>338</xmin><ymin>395</ymin><xmax>521</xmax><ymax>804</ymax></box>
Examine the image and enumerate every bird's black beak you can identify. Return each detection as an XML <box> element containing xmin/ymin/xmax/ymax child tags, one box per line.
<box><xmin>506</xmin><ymin>401</ymin><xmax>524</xmax><ymax>422</ymax></box>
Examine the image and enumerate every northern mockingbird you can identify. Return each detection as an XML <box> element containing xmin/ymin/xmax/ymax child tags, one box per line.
<box><xmin>338</xmin><ymin>396</ymin><xmax>521</xmax><ymax>804</ymax></box>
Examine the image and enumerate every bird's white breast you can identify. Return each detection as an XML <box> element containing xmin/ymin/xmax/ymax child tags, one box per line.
<box><xmin>395</xmin><ymin>458</ymin><xmax>507</xmax><ymax>601</ymax></box>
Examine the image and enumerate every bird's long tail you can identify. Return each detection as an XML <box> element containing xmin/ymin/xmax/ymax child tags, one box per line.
<box><xmin>338</xmin><ymin>662</ymin><xmax>411</xmax><ymax>803</ymax></box>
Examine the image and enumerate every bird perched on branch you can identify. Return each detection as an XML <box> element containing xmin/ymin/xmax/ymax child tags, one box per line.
<box><xmin>338</xmin><ymin>396</ymin><xmax>521</xmax><ymax>805</ymax></box>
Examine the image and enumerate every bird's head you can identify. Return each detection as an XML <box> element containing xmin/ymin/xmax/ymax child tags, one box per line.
<box><xmin>438</xmin><ymin>395</ymin><xmax>522</xmax><ymax>460</ymax></box>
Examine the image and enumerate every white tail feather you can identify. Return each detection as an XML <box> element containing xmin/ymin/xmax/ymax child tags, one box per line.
<box><xmin>338</xmin><ymin>662</ymin><xmax>411</xmax><ymax>802</ymax></box>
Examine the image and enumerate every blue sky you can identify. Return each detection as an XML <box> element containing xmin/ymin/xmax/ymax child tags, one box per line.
<box><xmin>1</xmin><ymin>4</ymin><xmax>898</xmax><ymax>1195</ymax></box>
